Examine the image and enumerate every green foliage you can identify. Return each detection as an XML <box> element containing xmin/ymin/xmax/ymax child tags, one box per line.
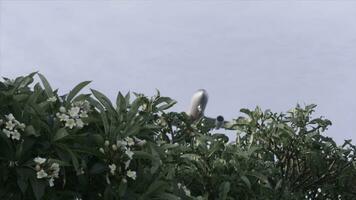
<box><xmin>0</xmin><ymin>73</ymin><xmax>355</xmax><ymax>200</ymax></box>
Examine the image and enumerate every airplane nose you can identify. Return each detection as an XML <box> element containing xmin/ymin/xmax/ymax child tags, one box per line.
<box><xmin>186</xmin><ymin>89</ymin><xmax>209</xmax><ymax>121</ymax></box>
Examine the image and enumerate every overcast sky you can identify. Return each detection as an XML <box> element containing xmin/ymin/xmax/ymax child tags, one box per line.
<box><xmin>0</xmin><ymin>1</ymin><xmax>355</xmax><ymax>143</ymax></box>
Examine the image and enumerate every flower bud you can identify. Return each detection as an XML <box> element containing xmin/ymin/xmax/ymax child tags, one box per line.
<box><xmin>59</xmin><ymin>106</ymin><xmax>66</xmax><ymax>113</ymax></box>
<box><xmin>35</xmin><ymin>164</ymin><xmax>41</xmax><ymax>171</ymax></box>
<box><xmin>9</xmin><ymin>161</ymin><xmax>15</xmax><ymax>167</ymax></box>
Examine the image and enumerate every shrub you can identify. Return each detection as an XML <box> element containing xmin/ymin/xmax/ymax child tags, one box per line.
<box><xmin>0</xmin><ymin>73</ymin><xmax>355</xmax><ymax>200</ymax></box>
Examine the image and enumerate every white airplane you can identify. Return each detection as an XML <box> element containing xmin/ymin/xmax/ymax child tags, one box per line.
<box><xmin>185</xmin><ymin>89</ymin><xmax>236</xmax><ymax>130</ymax></box>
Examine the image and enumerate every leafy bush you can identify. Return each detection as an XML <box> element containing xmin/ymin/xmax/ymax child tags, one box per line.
<box><xmin>0</xmin><ymin>73</ymin><xmax>355</xmax><ymax>200</ymax></box>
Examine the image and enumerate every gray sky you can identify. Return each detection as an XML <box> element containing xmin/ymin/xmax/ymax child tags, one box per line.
<box><xmin>1</xmin><ymin>1</ymin><xmax>355</xmax><ymax>143</ymax></box>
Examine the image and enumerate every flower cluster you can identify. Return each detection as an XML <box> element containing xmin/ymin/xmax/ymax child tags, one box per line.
<box><xmin>0</xmin><ymin>113</ymin><xmax>26</xmax><ymax>141</ymax></box>
<box><xmin>101</xmin><ymin>137</ymin><xmax>146</xmax><ymax>181</ymax></box>
<box><xmin>34</xmin><ymin>157</ymin><xmax>60</xmax><ymax>187</ymax></box>
<box><xmin>108</xmin><ymin>163</ymin><xmax>137</xmax><ymax>180</ymax></box>
<box><xmin>56</xmin><ymin>100</ymin><xmax>90</xmax><ymax>129</ymax></box>
<box><xmin>47</xmin><ymin>96</ymin><xmax>57</xmax><ymax>103</ymax></box>
<box><xmin>177</xmin><ymin>183</ymin><xmax>191</xmax><ymax>197</ymax></box>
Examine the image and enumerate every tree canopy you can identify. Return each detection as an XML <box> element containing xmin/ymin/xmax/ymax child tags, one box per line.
<box><xmin>0</xmin><ymin>73</ymin><xmax>355</xmax><ymax>200</ymax></box>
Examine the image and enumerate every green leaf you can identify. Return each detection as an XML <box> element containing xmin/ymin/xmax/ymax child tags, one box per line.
<box><xmin>125</xmin><ymin>92</ymin><xmax>131</xmax><ymax>106</ymax></box>
<box><xmin>72</xmin><ymin>93</ymin><xmax>91</xmax><ymax>102</ymax></box>
<box><xmin>118</xmin><ymin>178</ymin><xmax>128</xmax><ymax>197</ymax></box>
<box><xmin>154</xmin><ymin>97</ymin><xmax>176</xmax><ymax>111</ymax></box>
<box><xmin>240</xmin><ymin>175</ymin><xmax>251</xmax><ymax>189</ymax></box>
<box><xmin>53</xmin><ymin>128</ymin><xmax>69</xmax><ymax>141</ymax></box>
<box><xmin>139</xmin><ymin>180</ymin><xmax>167</xmax><ymax>200</ymax></box>
<box><xmin>218</xmin><ymin>181</ymin><xmax>231</xmax><ymax>200</ymax></box>
<box><xmin>67</xmin><ymin>81</ymin><xmax>91</xmax><ymax>102</ymax></box>
<box><xmin>275</xmin><ymin>179</ymin><xmax>283</xmax><ymax>190</ymax></box>
<box><xmin>56</xmin><ymin>144</ymin><xmax>80</xmax><ymax>173</ymax></box>
<box><xmin>89</xmin><ymin>162</ymin><xmax>107</xmax><ymax>174</ymax></box>
<box><xmin>150</xmin><ymin>144</ymin><xmax>161</xmax><ymax>174</ymax></box>
<box><xmin>91</xmin><ymin>89</ymin><xmax>116</xmax><ymax>113</ymax></box>
<box><xmin>133</xmin><ymin>151</ymin><xmax>154</xmax><ymax>160</ymax></box>
<box><xmin>116</xmin><ymin>92</ymin><xmax>127</xmax><ymax>112</ymax></box>
<box><xmin>18</xmin><ymin>72</ymin><xmax>36</xmax><ymax>88</ymax></box>
<box><xmin>25</xmin><ymin>125</ymin><xmax>40</xmax><ymax>137</ymax></box>
<box><xmin>157</xmin><ymin>193</ymin><xmax>181</xmax><ymax>200</ymax></box>
<box><xmin>0</xmin><ymin>133</ymin><xmax>15</xmax><ymax>159</ymax></box>
<box><xmin>17</xmin><ymin>178</ymin><xmax>28</xmax><ymax>194</ymax></box>
<box><xmin>88</xmin><ymin>97</ymin><xmax>110</xmax><ymax>134</ymax></box>
<box><xmin>240</xmin><ymin>108</ymin><xmax>252</xmax><ymax>115</ymax></box>
<box><xmin>30</xmin><ymin>178</ymin><xmax>46</xmax><ymax>200</ymax></box>
<box><xmin>37</xmin><ymin>73</ymin><xmax>54</xmax><ymax>97</ymax></box>
<box><xmin>16</xmin><ymin>168</ymin><xmax>33</xmax><ymax>194</ymax></box>
<box><xmin>181</xmin><ymin>153</ymin><xmax>201</xmax><ymax>161</ymax></box>
<box><xmin>13</xmin><ymin>94</ymin><xmax>29</xmax><ymax>102</ymax></box>
<box><xmin>89</xmin><ymin>134</ymin><xmax>104</xmax><ymax>145</ymax></box>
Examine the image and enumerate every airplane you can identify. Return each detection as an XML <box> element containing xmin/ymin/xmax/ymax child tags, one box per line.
<box><xmin>185</xmin><ymin>89</ymin><xmax>237</xmax><ymax>130</ymax></box>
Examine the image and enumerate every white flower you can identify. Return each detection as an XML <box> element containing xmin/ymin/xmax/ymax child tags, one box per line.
<box><xmin>125</xmin><ymin>149</ymin><xmax>134</xmax><ymax>159</ymax></box>
<box><xmin>50</xmin><ymin>163</ymin><xmax>60</xmax><ymax>177</ymax></box>
<box><xmin>105</xmin><ymin>174</ymin><xmax>111</xmax><ymax>184</ymax></box>
<box><xmin>47</xmin><ymin>96</ymin><xmax>57</xmax><ymax>102</ymax></box>
<box><xmin>76</xmin><ymin>118</ymin><xmax>84</xmax><ymax>128</ymax></box>
<box><xmin>59</xmin><ymin>106</ymin><xmax>66</xmax><ymax>113</ymax></box>
<box><xmin>57</xmin><ymin>113</ymin><xmax>69</xmax><ymax>122</ymax></box>
<box><xmin>99</xmin><ymin>147</ymin><xmax>105</xmax><ymax>154</ymax></box>
<box><xmin>126</xmin><ymin>170</ymin><xmax>136</xmax><ymax>180</ymax></box>
<box><xmin>65</xmin><ymin>119</ymin><xmax>76</xmax><ymax>129</ymax></box>
<box><xmin>18</xmin><ymin>123</ymin><xmax>26</xmax><ymax>131</ymax></box>
<box><xmin>5</xmin><ymin>121</ymin><xmax>15</xmax><ymax>130</ymax></box>
<box><xmin>3</xmin><ymin>129</ymin><xmax>12</xmax><ymax>138</ymax></box>
<box><xmin>5</xmin><ymin>113</ymin><xmax>15</xmax><ymax>121</ymax></box>
<box><xmin>112</xmin><ymin>144</ymin><xmax>118</xmax><ymax>151</ymax></box>
<box><xmin>48</xmin><ymin>177</ymin><xmax>55</xmax><ymax>187</ymax></box>
<box><xmin>68</xmin><ymin>107</ymin><xmax>80</xmax><ymax>118</ymax></box>
<box><xmin>125</xmin><ymin>137</ymin><xmax>135</xmax><ymax>146</ymax></box>
<box><xmin>124</xmin><ymin>160</ymin><xmax>130</xmax><ymax>169</ymax></box>
<box><xmin>138</xmin><ymin>103</ymin><xmax>146</xmax><ymax>111</ymax></box>
<box><xmin>34</xmin><ymin>157</ymin><xmax>47</xmax><ymax>165</ymax></box>
<box><xmin>37</xmin><ymin>169</ymin><xmax>48</xmax><ymax>179</ymax></box>
<box><xmin>104</xmin><ymin>140</ymin><xmax>110</xmax><ymax>147</ymax></box>
<box><xmin>79</xmin><ymin>111</ymin><xmax>88</xmax><ymax>118</ymax></box>
<box><xmin>9</xmin><ymin>161</ymin><xmax>16</xmax><ymax>167</ymax></box>
<box><xmin>78</xmin><ymin>168</ymin><xmax>85</xmax><ymax>175</ymax></box>
<box><xmin>182</xmin><ymin>186</ymin><xmax>191</xmax><ymax>196</ymax></box>
<box><xmin>11</xmin><ymin>130</ymin><xmax>21</xmax><ymax>140</ymax></box>
<box><xmin>108</xmin><ymin>163</ymin><xmax>116</xmax><ymax>175</ymax></box>
<box><xmin>116</xmin><ymin>140</ymin><xmax>127</xmax><ymax>147</ymax></box>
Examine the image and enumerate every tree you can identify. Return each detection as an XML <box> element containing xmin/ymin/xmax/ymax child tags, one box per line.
<box><xmin>0</xmin><ymin>72</ymin><xmax>355</xmax><ymax>200</ymax></box>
